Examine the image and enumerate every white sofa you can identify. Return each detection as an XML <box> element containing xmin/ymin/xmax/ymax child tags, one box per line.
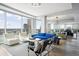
<box><xmin>5</xmin><ymin>38</ymin><xmax>19</xmax><ymax>45</ymax></box>
<box><xmin>4</xmin><ymin>33</ymin><xmax>19</xmax><ymax>45</ymax></box>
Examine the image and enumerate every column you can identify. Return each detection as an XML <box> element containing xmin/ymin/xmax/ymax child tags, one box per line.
<box><xmin>31</xmin><ymin>18</ymin><xmax>36</xmax><ymax>34</ymax></box>
<box><xmin>27</xmin><ymin>19</ymin><xmax>31</xmax><ymax>34</ymax></box>
<box><xmin>41</xmin><ymin>16</ymin><xmax>47</xmax><ymax>33</ymax></box>
<box><xmin>4</xmin><ymin>12</ymin><xmax>7</xmax><ymax>34</ymax></box>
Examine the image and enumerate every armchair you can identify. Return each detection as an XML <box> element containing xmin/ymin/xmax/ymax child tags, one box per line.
<box><xmin>19</xmin><ymin>32</ymin><xmax>29</xmax><ymax>42</ymax></box>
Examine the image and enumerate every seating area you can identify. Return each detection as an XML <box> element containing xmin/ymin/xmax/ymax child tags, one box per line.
<box><xmin>27</xmin><ymin>32</ymin><xmax>67</xmax><ymax>56</ymax></box>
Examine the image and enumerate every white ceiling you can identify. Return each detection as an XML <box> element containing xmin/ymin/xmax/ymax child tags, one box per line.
<box><xmin>4</xmin><ymin>3</ymin><xmax>72</xmax><ymax>16</ymax></box>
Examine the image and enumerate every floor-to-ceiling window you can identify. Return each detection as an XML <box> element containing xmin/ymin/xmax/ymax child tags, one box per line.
<box><xmin>0</xmin><ymin>9</ymin><xmax>33</xmax><ymax>44</ymax></box>
<box><xmin>59</xmin><ymin>24</ymin><xmax>65</xmax><ymax>32</ymax></box>
<box><xmin>35</xmin><ymin>20</ymin><xmax>41</xmax><ymax>33</ymax></box>
<box><xmin>0</xmin><ymin>9</ymin><xmax>34</xmax><ymax>44</ymax></box>
<box><xmin>50</xmin><ymin>24</ymin><xmax>54</xmax><ymax>33</ymax></box>
<box><xmin>0</xmin><ymin>10</ymin><xmax>5</xmax><ymax>43</ymax></box>
<box><xmin>0</xmin><ymin>10</ymin><xmax>5</xmax><ymax>35</ymax></box>
<box><xmin>22</xmin><ymin>17</ymin><xmax>28</xmax><ymax>33</ymax></box>
<box><xmin>0</xmin><ymin>11</ymin><xmax>32</xmax><ymax>34</ymax></box>
<box><xmin>6</xmin><ymin>13</ymin><xmax>22</xmax><ymax>33</ymax></box>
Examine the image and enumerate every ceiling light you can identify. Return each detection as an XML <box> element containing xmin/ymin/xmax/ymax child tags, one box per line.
<box><xmin>32</xmin><ymin>3</ymin><xmax>41</xmax><ymax>7</ymax></box>
<box><xmin>56</xmin><ymin>16</ymin><xmax>59</xmax><ymax>19</ymax></box>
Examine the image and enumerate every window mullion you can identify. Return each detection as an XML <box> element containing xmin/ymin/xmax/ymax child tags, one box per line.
<box><xmin>4</xmin><ymin>12</ymin><xmax>7</xmax><ymax>34</ymax></box>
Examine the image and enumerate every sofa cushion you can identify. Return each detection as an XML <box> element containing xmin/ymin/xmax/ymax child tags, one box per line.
<box><xmin>32</xmin><ymin>33</ymin><xmax>56</xmax><ymax>40</ymax></box>
<box><xmin>31</xmin><ymin>33</ymin><xmax>46</xmax><ymax>38</ymax></box>
<box><xmin>33</xmin><ymin>36</ymin><xmax>48</xmax><ymax>39</ymax></box>
<box><xmin>45</xmin><ymin>34</ymin><xmax>52</xmax><ymax>38</ymax></box>
<box><xmin>31</xmin><ymin>34</ymin><xmax>38</xmax><ymax>37</ymax></box>
<box><xmin>38</xmin><ymin>33</ymin><xmax>46</xmax><ymax>36</ymax></box>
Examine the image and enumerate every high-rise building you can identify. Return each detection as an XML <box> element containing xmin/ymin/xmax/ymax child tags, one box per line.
<box><xmin>23</xmin><ymin>24</ymin><xmax>28</xmax><ymax>33</ymax></box>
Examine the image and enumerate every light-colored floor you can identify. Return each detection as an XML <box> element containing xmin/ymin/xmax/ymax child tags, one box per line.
<box><xmin>0</xmin><ymin>33</ymin><xmax>79</xmax><ymax>56</ymax></box>
<box><xmin>49</xmin><ymin>33</ymin><xmax>79</xmax><ymax>56</ymax></box>
<box><xmin>0</xmin><ymin>42</ymin><xmax>36</xmax><ymax>56</ymax></box>
<box><xmin>64</xmin><ymin>38</ymin><xmax>79</xmax><ymax>55</ymax></box>
<box><xmin>0</xmin><ymin>46</ymin><xmax>12</xmax><ymax>56</ymax></box>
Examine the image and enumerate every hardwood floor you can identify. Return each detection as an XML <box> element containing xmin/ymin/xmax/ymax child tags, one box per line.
<box><xmin>48</xmin><ymin>35</ymin><xmax>79</xmax><ymax>56</ymax></box>
<box><xmin>48</xmin><ymin>47</ymin><xmax>64</xmax><ymax>56</ymax></box>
